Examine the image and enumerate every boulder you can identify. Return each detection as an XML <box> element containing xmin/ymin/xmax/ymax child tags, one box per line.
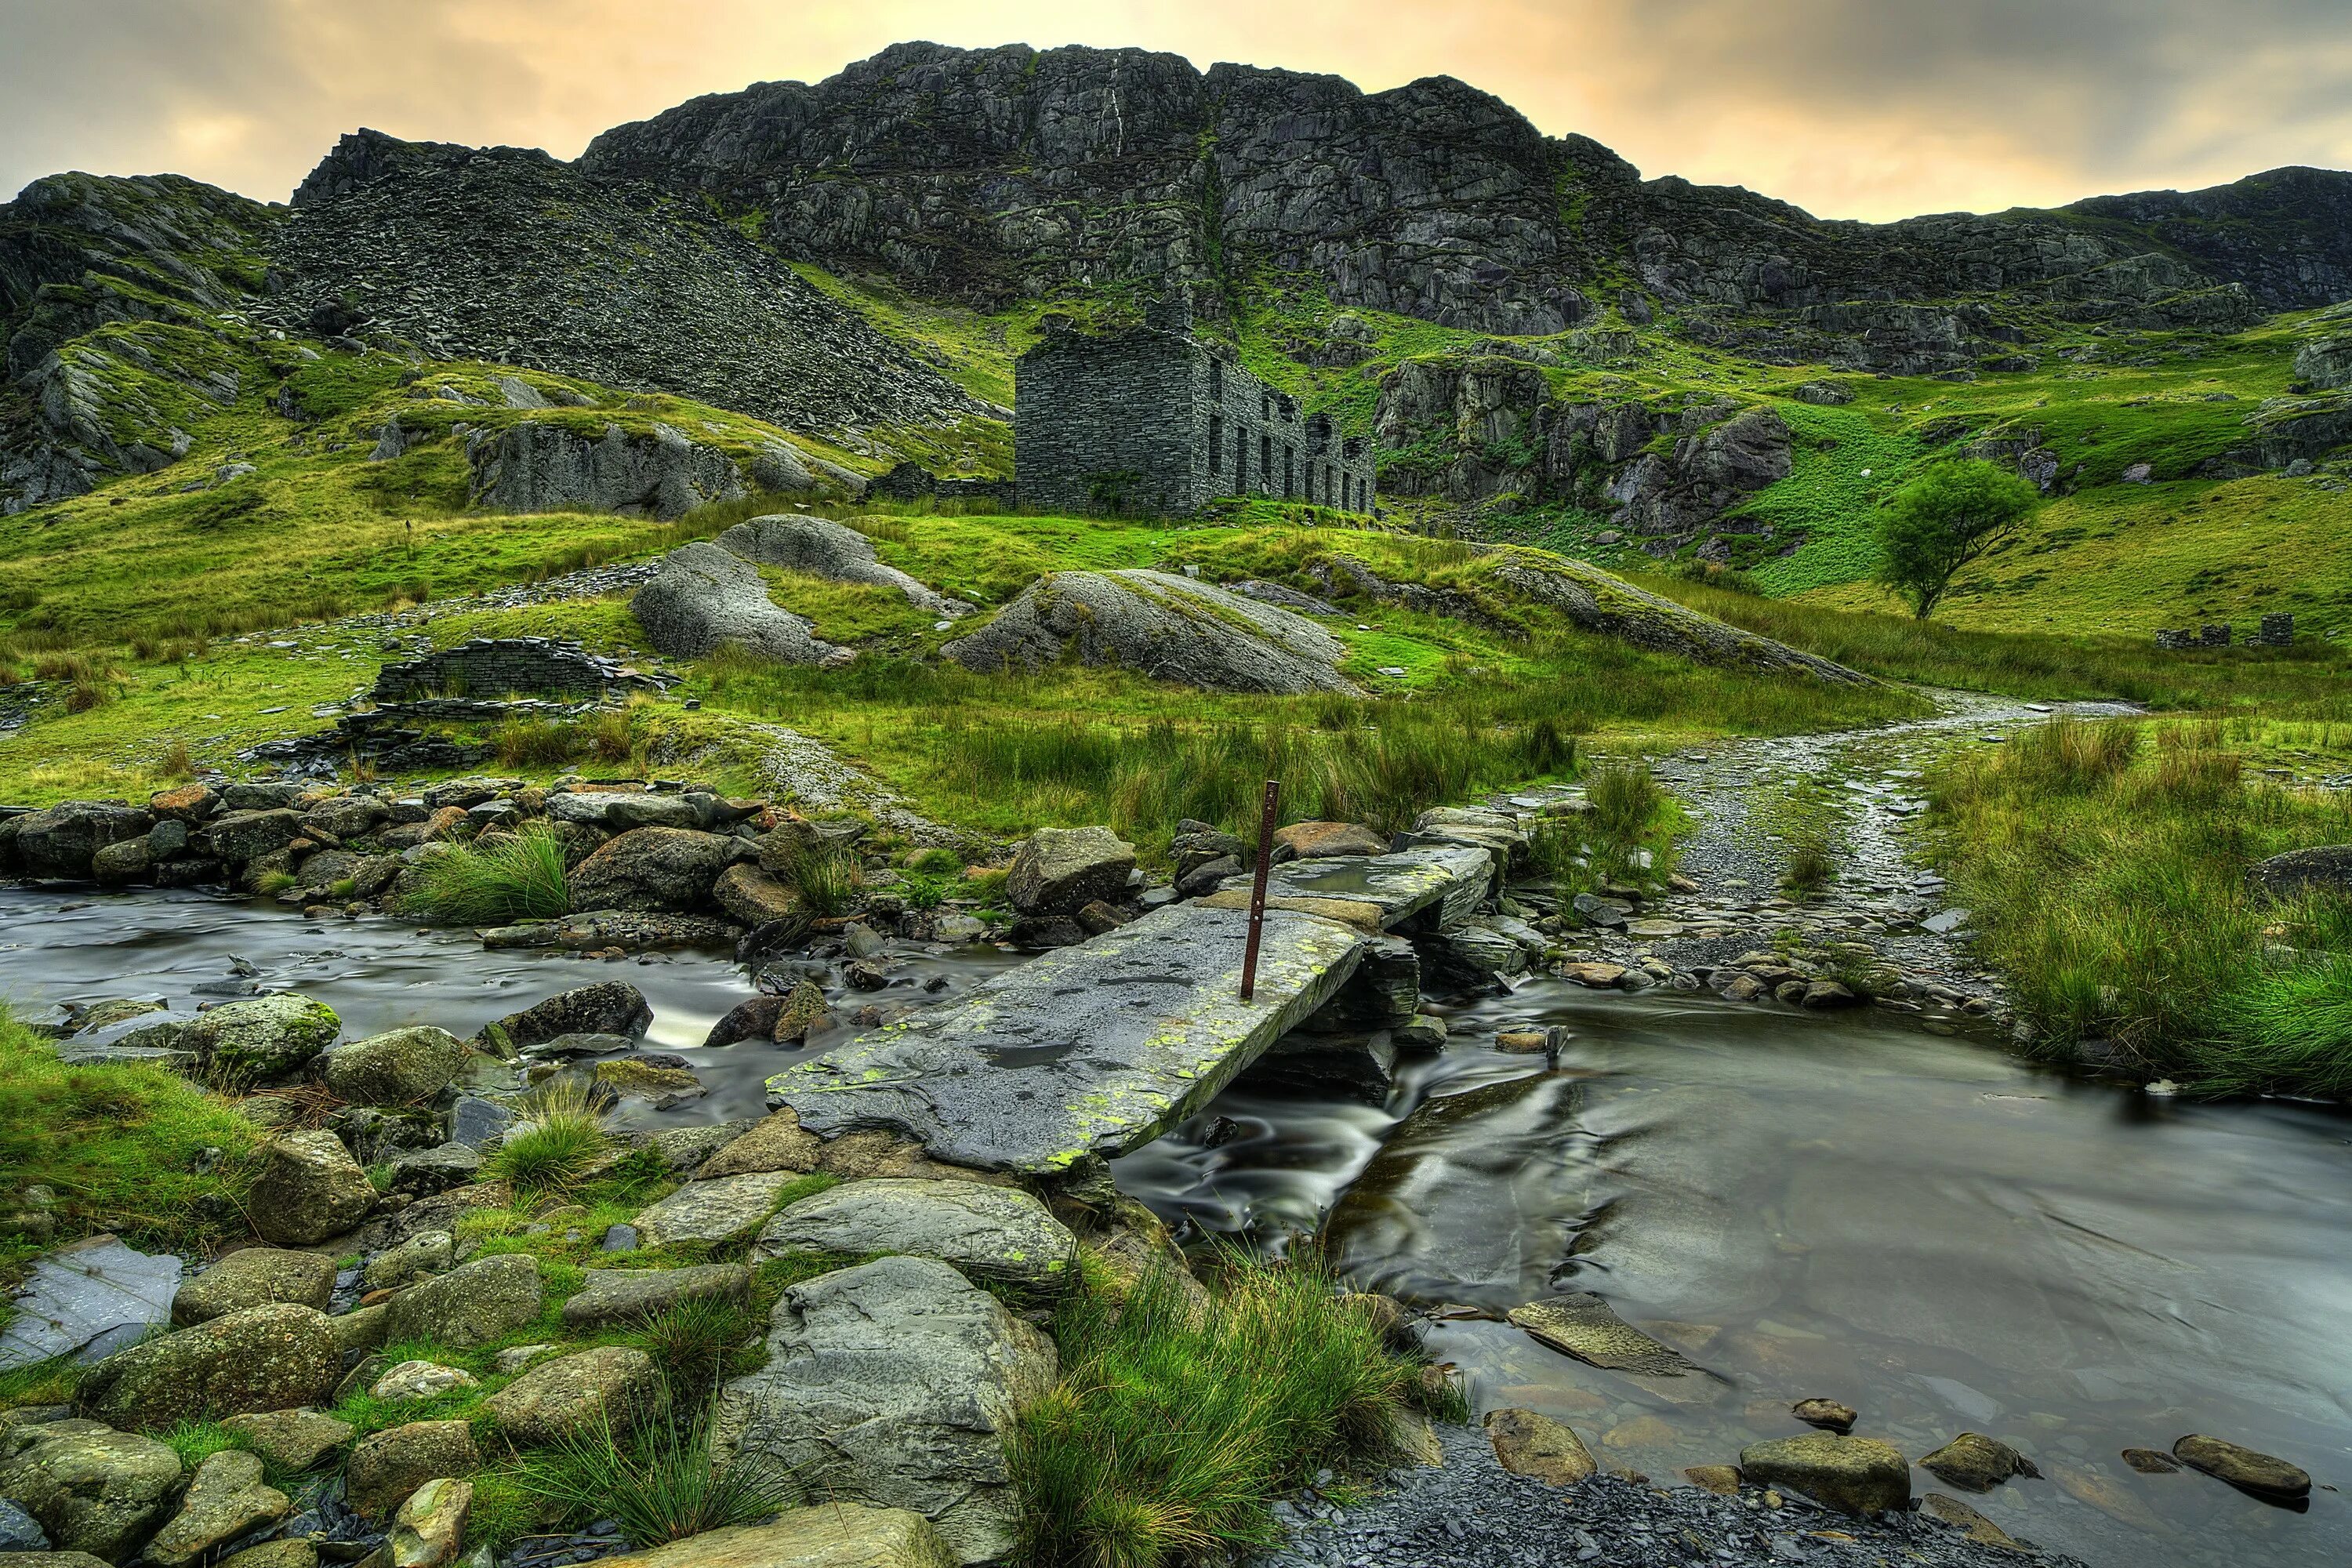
<box><xmin>171</xmin><ymin>1249</ymin><xmax>336</xmax><ymax>1326</ymax></box>
<box><xmin>148</xmin><ymin>785</ymin><xmax>219</xmax><ymax>823</ymax></box>
<box><xmin>481</xmin><ymin>1347</ymin><xmax>659</xmax><ymax>1443</ymax></box>
<box><xmin>0</xmin><ymin>1497</ymin><xmax>45</xmax><ymax>1551</ymax></box>
<box><xmin>694</xmin><ymin>1112</ymin><xmax>822</xmax><ymax>1179</ymax></box>
<box><xmin>2172</xmin><ymin>1434</ymin><xmax>2311</xmax><ymax>1499</ymax></box>
<box><xmin>89</xmin><ymin>841</ymin><xmax>151</xmax><ymax>884</ymax></box>
<box><xmin>0</xmin><ymin>1422</ymin><xmax>181</xmax><ymax>1562</ymax></box>
<box><xmin>388</xmin><ymin>1477</ymin><xmax>470</xmax><ymax>1568</ymax></box>
<box><xmin>247</xmin><ymin>1132</ymin><xmax>376</xmax><ymax>1247</ymax></box>
<box><xmin>344</xmin><ymin>1421</ymin><xmax>478</xmax><ymax>1519</ymax></box>
<box><xmin>0</xmin><ymin>1237</ymin><xmax>180</xmax><ymax>1368</ymax></box>
<box><xmin>217</xmin><ymin>1410</ymin><xmax>352</xmax><ymax>1473</ymax></box>
<box><xmin>474</xmin><ymin>981</ymin><xmax>652</xmax><ymax>1055</ymax></box>
<box><xmin>182</xmin><ymin>995</ymin><xmax>341</xmax><ymax>1087</ymax></box>
<box><xmin>380</xmin><ymin>1255</ymin><xmax>543</xmax><ymax>1350</ymax></box>
<box><xmin>1483</xmin><ymin>1408</ymin><xmax>1596</xmax><ymax>1486</ymax></box>
<box><xmin>387</xmin><ymin>1146</ymin><xmax>483</xmax><ymax>1197</ymax></box>
<box><xmin>1005</xmin><ymin>826</ymin><xmax>1135</xmax><ymax>916</ymax></box>
<box><xmin>363</xmin><ymin>1232</ymin><xmax>455</xmax><ymax>1292</ymax></box>
<box><xmin>1919</xmin><ymin>1431</ymin><xmax>2038</xmax><ymax>1491</ymax></box>
<box><xmin>712</xmin><ymin>864</ymin><xmax>797</xmax><ymax>927</ymax></box>
<box><xmin>633</xmin><ymin>1172</ymin><xmax>798</xmax><ymax>1250</ymax></box>
<box><xmin>201</xmin><ymin>810</ymin><xmax>305</xmax><ymax>866</ymax></box>
<box><xmin>568</xmin><ymin>828</ymin><xmax>754</xmax><ymax>914</ymax></box>
<box><xmin>942</xmin><ymin>571</ymin><xmax>1357</xmax><ymax>695</ymax></box>
<box><xmin>630</xmin><ymin>542</ymin><xmax>843</xmax><ymax>662</ymax></box>
<box><xmin>2293</xmin><ymin>335</ymin><xmax>2352</xmax><ymax>391</ymax></box>
<box><xmin>711</xmin><ymin>1257</ymin><xmax>1057</xmax><ymax>1565</ymax></box>
<box><xmin>545</xmin><ymin>792</ymin><xmax>699</xmax><ymax>831</ymax></box>
<box><xmin>368</xmin><ymin>1361</ymin><xmax>479</xmax><ymax>1403</ymax></box>
<box><xmin>591</xmin><ymin>1508</ymin><xmax>955</xmax><ymax>1568</ymax></box>
<box><xmin>143</xmin><ymin>1450</ymin><xmax>289</xmax><ymax>1568</ymax></box>
<box><xmin>559</xmin><ymin>1265</ymin><xmax>752</xmax><ymax>1330</ymax></box>
<box><xmin>1737</xmin><ymin>1434</ymin><xmax>1911</xmax><ymax>1515</ymax></box>
<box><xmin>1791</xmin><ymin>1397</ymin><xmax>1857</xmax><ymax>1435</ymax></box>
<box><xmin>753</xmin><ymin>1179</ymin><xmax>1075</xmax><ymax>1291</ymax></box>
<box><xmin>318</xmin><ymin>1027</ymin><xmax>467</xmax><ymax>1107</ymax></box>
<box><xmin>2245</xmin><ymin>844</ymin><xmax>2352</xmax><ymax>902</ymax></box>
<box><xmin>469</xmin><ymin>422</ymin><xmax>745</xmax><ymax>521</ymax></box>
<box><xmin>717</xmin><ymin>515</ymin><xmax>971</xmax><ymax>619</ymax></box>
<box><xmin>1272</xmin><ymin>821</ymin><xmax>1388</xmax><ymax>861</ymax></box>
<box><xmin>300</xmin><ymin>797</ymin><xmax>391</xmax><ymax>840</ymax></box>
<box><xmin>79</xmin><ymin>1304</ymin><xmax>340</xmax><ymax>1430</ymax></box>
<box><xmin>12</xmin><ymin>803</ymin><xmax>151</xmax><ymax>880</ymax></box>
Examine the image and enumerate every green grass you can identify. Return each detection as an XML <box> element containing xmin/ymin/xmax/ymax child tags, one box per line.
<box><xmin>510</xmin><ymin>1403</ymin><xmax>794</xmax><ymax>1550</ymax></box>
<box><xmin>484</xmin><ymin>1083</ymin><xmax>612</xmax><ymax>1197</ymax></box>
<box><xmin>0</xmin><ymin>1013</ymin><xmax>261</xmax><ymax>1292</ymax></box>
<box><xmin>1011</xmin><ymin>1254</ymin><xmax>1428</xmax><ymax>1568</ymax></box>
<box><xmin>395</xmin><ymin>827</ymin><xmax>572</xmax><ymax>926</ymax></box>
<box><xmin>1928</xmin><ymin>716</ymin><xmax>2352</xmax><ymax>1097</ymax></box>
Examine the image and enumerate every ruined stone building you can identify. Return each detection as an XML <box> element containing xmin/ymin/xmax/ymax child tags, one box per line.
<box><xmin>1014</xmin><ymin>296</ymin><xmax>1376</xmax><ymax>517</ymax></box>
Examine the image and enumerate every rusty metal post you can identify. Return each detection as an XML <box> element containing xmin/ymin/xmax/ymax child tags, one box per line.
<box><xmin>1240</xmin><ymin>778</ymin><xmax>1281</xmax><ymax>1001</ymax></box>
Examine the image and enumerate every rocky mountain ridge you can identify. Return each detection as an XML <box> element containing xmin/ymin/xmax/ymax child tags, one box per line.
<box><xmin>581</xmin><ymin>40</ymin><xmax>2352</xmax><ymax>344</ymax></box>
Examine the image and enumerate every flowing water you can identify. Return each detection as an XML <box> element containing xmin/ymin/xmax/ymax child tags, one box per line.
<box><xmin>5</xmin><ymin>887</ymin><xmax>2348</xmax><ymax>1566</ymax></box>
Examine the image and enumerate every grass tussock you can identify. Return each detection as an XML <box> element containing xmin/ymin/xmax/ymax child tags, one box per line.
<box><xmin>510</xmin><ymin>1405</ymin><xmax>794</xmax><ymax>1549</ymax></box>
<box><xmin>0</xmin><ymin>1014</ymin><xmax>262</xmax><ymax>1289</ymax></box>
<box><xmin>769</xmin><ymin>837</ymin><xmax>862</xmax><ymax>916</ymax></box>
<box><xmin>485</xmin><ymin>1080</ymin><xmax>610</xmax><ymax>1197</ymax></box>
<box><xmin>1932</xmin><ymin>716</ymin><xmax>2352</xmax><ymax>1098</ymax></box>
<box><xmin>1528</xmin><ymin>759</ymin><xmax>1682</xmax><ymax>899</ymax></box>
<box><xmin>396</xmin><ymin>826</ymin><xmax>570</xmax><ymax>925</ymax></box>
<box><xmin>1011</xmin><ymin>1255</ymin><xmax>1425</xmax><ymax>1568</ymax></box>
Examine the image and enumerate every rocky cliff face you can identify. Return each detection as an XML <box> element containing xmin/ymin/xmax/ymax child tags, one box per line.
<box><xmin>266</xmin><ymin>130</ymin><xmax>988</xmax><ymax>434</ymax></box>
<box><xmin>581</xmin><ymin>41</ymin><xmax>2350</xmax><ymax>343</ymax></box>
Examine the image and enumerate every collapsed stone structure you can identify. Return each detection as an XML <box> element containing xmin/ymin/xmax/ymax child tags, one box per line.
<box><xmin>2154</xmin><ymin>613</ymin><xmax>2293</xmax><ymax>650</ymax></box>
<box><xmin>1014</xmin><ymin>296</ymin><xmax>1374</xmax><ymax>517</ymax></box>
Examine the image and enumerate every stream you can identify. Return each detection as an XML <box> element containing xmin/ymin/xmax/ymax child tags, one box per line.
<box><xmin>4</xmin><ymin>885</ymin><xmax>2347</xmax><ymax>1566</ymax></box>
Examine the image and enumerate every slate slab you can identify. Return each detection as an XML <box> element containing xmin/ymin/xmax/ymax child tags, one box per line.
<box><xmin>0</xmin><ymin>1237</ymin><xmax>182</xmax><ymax>1369</ymax></box>
<box><xmin>767</xmin><ymin>904</ymin><xmax>1369</xmax><ymax>1172</ymax></box>
<box><xmin>1253</xmin><ymin>845</ymin><xmax>1493</xmax><ymax>931</ymax></box>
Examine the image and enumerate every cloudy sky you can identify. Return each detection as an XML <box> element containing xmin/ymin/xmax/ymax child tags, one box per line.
<box><xmin>5</xmin><ymin>0</ymin><xmax>2350</xmax><ymax>221</ymax></box>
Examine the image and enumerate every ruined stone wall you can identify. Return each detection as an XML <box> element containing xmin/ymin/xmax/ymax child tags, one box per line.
<box><xmin>372</xmin><ymin>638</ymin><xmax>659</xmax><ymax>702</ymax></box>
<box><xmin>1015</xmin><ymin>310</ymin><xmax>1375</xmax><ymax>516</ymax></box>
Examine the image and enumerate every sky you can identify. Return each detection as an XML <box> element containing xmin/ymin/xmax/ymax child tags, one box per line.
<box><xmin>4</xmin><ymin>0</ymin><xmax>2350</xmax><ymax>222</ymax></box>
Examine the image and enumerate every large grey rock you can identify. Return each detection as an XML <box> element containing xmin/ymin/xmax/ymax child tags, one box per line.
<box><xmin>768</xmin><ymin>904</ymin><xmax>1368</xmax><ymax>1173</ymax></box>
<box><xmin>1004</xmin><ymin>826</ymin><xmax>1135</xmax><ymax>915</ymax></box>
<box><xmin>544</xmin><ymin>792</ymin><xmax>699</xmax><ymax>830</ymax></box>
<box><xmin>942</xmin><ymin>570</ymin><xmax>1356</xmax><ymax>694</ymax></box>
<box><xmin>632</xmin><ymin>1173</ymin><xmax>798</xmax><ymax>1250</ymax></box>
<box><xmin>0</xmin><ymin>1497</ymin><xmax>45</xmax><ymax>1551</ymax></box>
<box><xmin>567</xmin><ymin>827</ymin><xmax>753</xmax><ymax>914</ymax></box>
<box><xmin>584</xmin><ymin>1508</ymin><xmax>955</xmax><ymax>1568</ymax></box>
<box><xmin>171</xmin><ymin>1248</ymin><xmax>336</xmax><ymax>1326</ymax></box>
<box><xmin>2246</xmin><ymin>844</ymin><xmax>2352</xmax><ymax>902</ymax></box>
<box><xmin>181</xmin><ymin>994</ymin><xmax>340</xmax><ymax>1087</ymax></box>
<box><xmin>468</xmin><ymin>421</ymin><xmax>744</xmax><ymax>521</ymax></box>
<box><xmin>482</xmin><ymin>1346</ymin><xmax>659</xmax><ymax>1443</ymax></box>
<box><xmin>318</xmin><ymin>1026</ymin><xmax>467</xmax><ymax>1107</ymax></box>
<box><xmin>144</xmin><ymin>1449</ymin><xmax>290</xmax><ymax>1568</ymax></box>
<box><xmin>560</xmin><ymin>1264</ymin><xmax>752</xmax><ymax>1330</ymax></box>
<box><xmin>11</xmin><ymin>802</ymin><xmax>152</xmax><ymax>880</ymax></box>
<box><xmin>344</xmin><ymin>1421</ymin><xmax>477</xmax><ymax>1519</ymax></box>
<box><xmin>2295</xmin><ymin>335</ymin><xmax>2352</xmax><ymax>390</ymax></box>
<box><xmin>754</xmin><ymin>1180</ymin><xmax>1076</xmax><ymax>1290</ymax></box>
<box><xmin>217</xmin><ymin>1410</ymin><xmax>353</xmax><ymax>1473</ymax></box>
<box><xmin>711</xmin><ymin>1257</ymin><xmax>1057</xmax><ymax>1564</ymax></box>
<box><xmin>474</xmin><ymin>980</ymin><xmax>652</xmax><ymax>1055</ymax></box>
<box><xmin>381</xmin><ymin>1254</ymin><xmax>543</xmax><ymax>1350</ymax></box>
<box><xmin>718</xmin><ymin>515</ymin><xmax>972</xmax><ymax>619</ymax></box>
<box><xmin>630</xmin><ymin>542</ymin><xmax>843</xmax><ymax>663</ymax></box>
<box><xmin>247</xmin><ymin>1131</ymin><xmax>376</xmax><ymax>1247</ymax></box>
<box><xmin>363</xmin><ymin>1232</ymin><xmax>455</xmax><ymax>1292</ymax></box>
<box><xmin>78</xmin><ymin>1304</ymin><xmax>342</xmax><ymax>1430</ymax></box>
<box><xmin>0</xmin><ymin>1238</ymin><xmax>180</xmax><ymax>1369</ymax></box>
<box><xmin>0</xmin><ymin>1422</ymin><xmax>181</xmax><ymax>1562</ymax></box>
<box><xmin>1484</xmin><ymin>557</ymin><xmax>1867</xmax><ymax>685</ymax></box>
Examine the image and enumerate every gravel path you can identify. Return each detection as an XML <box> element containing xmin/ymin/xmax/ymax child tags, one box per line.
<box><xmin>1257</xmin><ymin>1426</ymin><xmax>2089</xmax><ymax>1568</ymax></box>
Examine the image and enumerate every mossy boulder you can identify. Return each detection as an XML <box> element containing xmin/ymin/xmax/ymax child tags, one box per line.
<box><xmin>12</xmin><ymin>802</ymin><xmax>153</xmax><ymax>880</ymax></box>
<box><xmin>182</xmin><ymin>994</ymin><xmax>340</xmax><ymax>1087</ymax></box>
<box><xmin>79</xmin><ymin>1304</ymin><xmax>341</xmax><ymax>1430</ymax></box>
<box><xmin>1737</xmin><ymin>1433</ymin><xmax>1911</xmax><ymax>1515</ymax></box>
<box><xmin>171</xmin><ymin>1247</ymin><xmax>336</xmax><ymax>1326</ymax></box>
<box><xmin>379</xmin><ymin>1254</ymin><xmax>543</xmax><ymax>1349</ymax></box>
<box><xmin>752</xmin><ymin>1178</ymin><xmax>1075</xmax><ymax>1291</ymax></box>
<box><xmin>144</xmin><ymin>1450</ymin><xmax>290</xmax><ymax>1568</ymax></box>
<box><xmin>344</xmin><ymin>1420</ymin><xmax>478</xmax><ymax>1519</ymax></box>
<box><xmin>473</xmin><ymin>980</ymin><xmax>652</xmax><ymax>1055</ymax></box>
<box><xmin>318</xmin><ymin>1026</ymin><xmax>466</xmax><ymax>1107</ymax></box>
<box><xmin>247</xmin><ymin>1131</ymin><xmax>376</xmax><ymax>1246</ymax></box>
<box><xmin>0</xmin><ymin>1421</ymin><xmax>182</xmax><ymax>1562</ymax></box>
<box><xmin>1004</xmin><ymin>826</ymin><xmax>1134</xmax><ymax>916</ymax></box>
<box><xmin>217</xmin><ymin>1410</ymin><xmax>353</xmax><ymax>1473</ymax></box>
<box><xmin>482</xmin><ymin>1346</ymin><xmax>659</xmax><ymax>1444</ymax></box>
<box><xmin>568</xmin><ymin>827</ymin><xmax>756</xmax><ymax>914</ymax></box>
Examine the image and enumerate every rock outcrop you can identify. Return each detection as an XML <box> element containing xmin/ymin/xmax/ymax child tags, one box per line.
<box><xmin>717</xmin><ymin>515</ymin><xmax>972</xmax><ymax>619</ymax></box>
<box><xmin>942</xmin><ymin>570</ymin><xmax>1356</xmax><ymax>694</ymax></box>
<box><xmin>630</xmin><ymin>543</ymin><xmax>847</xmax><ymax>664</ymax></box>
<box><xmin>466</xmin><ymin>422</ymin><xmax>744</xmax><ymax>521</ymax></box>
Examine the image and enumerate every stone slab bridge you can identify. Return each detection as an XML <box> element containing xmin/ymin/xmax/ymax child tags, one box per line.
<box><xmin>764</xmin><ymin>840</ymin><xmax>1503</xmax><ymax>1174</ymax></box>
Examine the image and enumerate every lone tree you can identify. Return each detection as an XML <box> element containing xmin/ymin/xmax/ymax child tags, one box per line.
<box><xmin>1873</xmin><ymin>459</ymin><xmax>2039</xmax><ymax>619</ymax></box>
